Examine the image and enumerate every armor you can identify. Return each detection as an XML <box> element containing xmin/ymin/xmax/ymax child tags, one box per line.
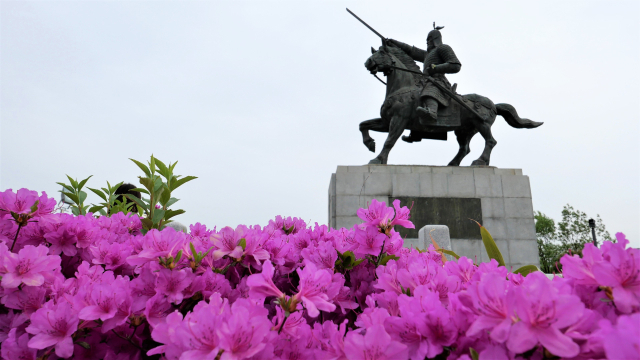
<box><xmin>389</xmin><ymin>40</ymin><xmax>461</xmax><ymax>107</ymax></box>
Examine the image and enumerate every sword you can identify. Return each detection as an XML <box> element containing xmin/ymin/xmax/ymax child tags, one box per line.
<box><xmin>386</xmin><ymin>65</ymin><xmax>488</xmax><ymax>121</ymax></box>
<box><xmin>346</xmin><ymin>8</ymin><xmax>388</xmax><ymax>45</ymax></box>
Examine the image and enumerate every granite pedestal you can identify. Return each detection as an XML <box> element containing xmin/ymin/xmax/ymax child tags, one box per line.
<box><xmin>328</xmin><ymin>165</ymin><xmax>539</xmax><ymax>270</ymax></box>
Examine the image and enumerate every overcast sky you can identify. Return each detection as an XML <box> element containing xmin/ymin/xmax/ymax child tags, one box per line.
<box><xmin>1</xmin><ymin>1</ymin><xmax>638</xmax><ymax>247</ymax></box>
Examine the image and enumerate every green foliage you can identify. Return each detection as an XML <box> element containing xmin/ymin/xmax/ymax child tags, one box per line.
<box><xmin>56</xmin><ymin>155</ymin><xmax>196</xmax><ymax>232</ymax></box>
<box><xmin>57</xmin><ymin>175</ymin><xmax>92</xmax><ymax>215</ymax></box>
<box><xmin>87</xmin><ymin>181</ymin><xmax>138</xmax><ymax>216</ymax></box>
<box><xmin>335</xmin><ymin>250</ymin><xmax>364</xmax><ymax>273</ymax></box>
<box><xmin>129</xmin><ymin>155</ymin><xmax>197</xmax><ymax>232</ymax></box>
<box><xmin>535</xmin><ymin>205</ymin><xmax>613</xmax><ymax>273</ymax></box>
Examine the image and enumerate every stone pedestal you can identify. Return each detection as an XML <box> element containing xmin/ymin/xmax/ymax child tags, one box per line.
<box><xmin>328</xmin><ymin>165</ymin><xmax>539</xmax><ymax>270</ymax></box>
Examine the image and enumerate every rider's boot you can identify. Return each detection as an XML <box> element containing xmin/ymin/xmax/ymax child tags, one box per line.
<box><xmin>416</xmin><ymin>98</ymin><xmax>438</xmax><ymax>125</ymax></box>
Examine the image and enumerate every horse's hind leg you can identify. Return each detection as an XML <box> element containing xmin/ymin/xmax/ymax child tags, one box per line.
<box><xmin>448</xmin><ymin>128</ymin><xmax>477</xmax><ymax>166</ymax></box>
<box><xmin>359</xmin><ymin>118</ymin><xmax>387</xmax><ymax>153</ymax></box>
<box><xmin>471</xmin><ymin>123</ymin><xmax>497</xmax><ymax>166</ymax></box>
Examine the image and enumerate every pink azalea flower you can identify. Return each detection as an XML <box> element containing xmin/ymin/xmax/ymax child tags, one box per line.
<box><xmin>389</xmin><ymin>199</ymin><xmax>414</xmax><ymax>229</ymax></box>
<box><xmin>211</xmin><ymin>225</ymin><xmax>247</xmax><ymax>260</ymax></box>
<box><xmin>293</xmin><ymin>262</ymin><xmax>336</xmax><ymax>317</ymax></box>
<box><xmin>217</xmin><ymin>300</ymin><xmax>271</xmax><ymax>360</ymax></box>
<box><xmin>145</xmin><ymin>294</ymin><xmax>174</xmax><ymax>329</ymax></box>
<box><xmin>26</xmin><ymin>300</ymin><xmax>79</xmax><ymax>358</ymax></box>
<box><xmin>356</xmin><ymin>199</ymin><xmax>395</xmax><ymax>228</ymax></box>
<box><xmin>344</xmin><ymin>324</ymin><xmax>407</xmax><ymax>360</ymax></box>
<box><xmin>78</xmin><ymin>278</ymin><xmax>132</xmax><ymax>332</ymax></box>
<box><xmin>1</xmin><ymin>328</ymin><xmax>37</xmax><ymax>360</ymax></box>
<box><xmin>560</xmin><ymin>242</ymin><xmax>603</xmax><ymax>286</ymax></box>
<box><xmin>156</xmin><ymin>268</ymin><xmax>193</xmax><ymax>304</ymax></box>
<box><xmin>2</xmin><ymin>285</ymin><xmax>46</xmax><ymax>314</ymax></box>
<box><xmin>459</xmin><ymin>272</ymin><xmax>512</xmax><ymax>343</ymax></box>
<box><xmin>601</xmin><ymin>313</ymin><xmax>640</xmax><ymax>360</ymax></box>
<box><xmin>272</xmin><ymin>306</ymin><xmax>306</xmax><ymax>338</ymax></box>
<box><xmin>45</xmin><ymin>223</ymin><xmax>80</xmax><ymax>256</ymax></box>
<box><xmin>1</xmin><ymin>245</ymin><xmax>61</xmax><ymax>288</ymax></box>
<box><xmin>126</xmin><ymin>227</ymin><xmax>186</xmax><ymax>267</ymax></box>
<box><xmin>301</xmin><ymin>240</ymin><xmax>338</xmax><ymax>270</ymax></box>
<box><xmin>246</xmin><ymin>260</ymin><xmax>285</xmax><ymax>299</ymax></box>
<box><xmin>592</xmin><ymin>235</ymin><xmax>640</xmax><ymax>314</ymax></box>
<box><xmin>354</xmin><ymin>225</ymin><xmax>387</xmax><ymax>257</ymax></box>
<box><xmin>0</xmin><ymin>188</ymin><xmax>39</xmax><ymax>215</ymax></box>
<box><xmin>148</xmin><ymin>310</ymin><xmax>184</xmax><ymax>356</ymax></box>
<box><xmin>506</xmin><ymin>272</ymin><xmax>583</xmax><ymax>358</ymax></box>
<box><xmin>174</xmin><ymin>295</ymin><xmax>229</xmax><ymax>359</ymax></box>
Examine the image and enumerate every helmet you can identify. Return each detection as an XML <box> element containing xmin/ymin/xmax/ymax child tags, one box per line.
<box><xmin>427</xmin><ymin>22</ymin><xmax>444</xmax><ymax>44</ymax></box>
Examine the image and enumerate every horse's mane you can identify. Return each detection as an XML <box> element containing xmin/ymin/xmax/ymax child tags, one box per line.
<box><xmin>387</xmin><ymin>46</ymin><xmax>422</xmax><ymax>83</ymax></box>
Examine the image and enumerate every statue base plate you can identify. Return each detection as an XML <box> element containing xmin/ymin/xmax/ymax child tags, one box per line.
<box><xmin>328</xmin><ymin>165</ymin><xmax>539</xmax><ymax>269</ymax></box>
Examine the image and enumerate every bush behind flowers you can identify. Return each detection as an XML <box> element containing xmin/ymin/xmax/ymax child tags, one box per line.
<box><xmin>0</xmin><ymin>187</ymin><xmax>638</xmax><ymax>360</ymax></box>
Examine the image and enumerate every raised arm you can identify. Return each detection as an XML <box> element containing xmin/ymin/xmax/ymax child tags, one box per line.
<box><xmin>387</xmin><ymin>39</ymin><xmax>427</xmax><ymax>63</ymax></box>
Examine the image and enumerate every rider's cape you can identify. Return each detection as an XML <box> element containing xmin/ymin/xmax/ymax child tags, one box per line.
<box><xmin>392</xmin><ymin>42</ymin><xmax>461</xmax><ymax>107</ymax></box>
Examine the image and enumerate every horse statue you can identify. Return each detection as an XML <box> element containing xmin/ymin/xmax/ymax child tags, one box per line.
<box><xmin>359</xmin><ymin>45</ymin><xmax>543</xmax><ymax>166</ymax></box>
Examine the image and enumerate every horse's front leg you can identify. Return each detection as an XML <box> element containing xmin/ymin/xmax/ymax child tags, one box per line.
<box><xmin>359</xmin><ymin>118</ymin><xmax>387</xmax><ymax>153</ymax></box>
<box><xmin>369</xmin><ymin>115</ymin><xmax>408</xmax><ymax>165</ymax></box>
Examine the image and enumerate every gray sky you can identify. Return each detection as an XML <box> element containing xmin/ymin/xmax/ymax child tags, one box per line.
<box><xmin>1</xmin><ymin>1</ymin><xmax>639</xmax><ymax>247</ymax></box>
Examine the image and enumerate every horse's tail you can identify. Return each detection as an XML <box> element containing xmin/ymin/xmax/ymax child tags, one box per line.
<box><xmin>495</xmin><ymin>103</ymin><xmax>543</xmax><ymax>129</ymax></box>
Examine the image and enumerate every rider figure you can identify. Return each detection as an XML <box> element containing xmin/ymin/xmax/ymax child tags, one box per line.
<box><xmin>389</xmin><ymin>24</ymin><xmax>461</xmax><ymax>125</ymax></box>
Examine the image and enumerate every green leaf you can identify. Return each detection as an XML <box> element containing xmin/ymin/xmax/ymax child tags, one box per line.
<box><xmin>170</xmin><ymin>176</ymin><xmax>197</xmax><ymax>191</ymax></box>
<box><xmin>470</xmin><ymin>348</ymin><xmax>479</xmax><ymax>360</ymax></box>
<box><xmin>71</xmin><ymin>206</ymin><xmax>80</xmax><ymax>216</ymax></box>
<box><xmin>29</xmin><ymin>200</ymin><xmax>39</xmax><ymax>213</ymax></box>
<box><xmin>190</xmin><ymin>242</ymin><xmax>197</xmax><ymax>257</ymax></box>
<box><xmin>151</xmin><ymin>209</ymin><xmax>165</xmax><ymax>225</ymax></box>
<box><xmin>56</xmin><ymin>182</ymin><xmax>75</xmax><ymax>193</ymax></box>
<box><xmin>238</xmin><ymin>238</ymin><xmax>247</xmax><ymax>250</ymax></box>
<box><xmin>160</xmin><ymin>186</ymin><xmax>171</xmax><ymax>205</ymax></box>
<box><xmin>513</xmin><ymin>265</ymin><xmax>540</xmax><ymax>276</ymax></box>
<box><xmin>88</xmin><ymin>187</ymin><xmax>107</xmax><ymax>202</ymax></box>
<box><xmin>140</xmin><ymin>218</ymin><xmax>153</xmax><ymax>230</ymax></box>
<box><xmin>175</xmin><ymin>249</ymin><xmax>183</xmax><ymax>263</ymax></box>
<box><xmin>130</xmin><ymin>158</ymin><xmax>151</xmax><ymax>177</ymax></box>
<box><xmin>153</xmin><ymin>177</ymin><xmax>164</xmax><ymax>192</ymax></box>
<box><xmin>379</xmin><ymin>254</ymin><xmax>399</xmax><ymax>266</ymax></box>
<box><xmin>124</xmin><ymin>194</ymin><xmax>148</xmax><ymax>211</ymax></box>
<box><xmin>139</xmin><ymin>177</ymin><xmax>154</xmax><ymax>192</ymax></box>
<box><xmin>62</xmin><ymin>192</ymin><xmax>79</xmax><ymax>204</ymax></box>
<box><xmin>88</xmin><ymin>205</ymin><xmax>105</xmax><ymax>214</ymax></box>
<box><xmin>169</xmin><ymin>161</ymin><xmax>178</xmax><ymax>172</ymax></box>
<box><xmin>353</xmin><ymin>259</ymin><xmax>364</xmax><ymax>267</ymax></box>
<box><xmin>66</xmin><ymin>175</ymin><xmax>78</xmax><ymax>189</ymax></box>
<box><xmin>149</xmin><ymin>155</ymin><xmax>156</xmax><ymax>174</ymax></box>
<box><xmin>98</xmin><ymin>209</ymin><xmax>107</xmax><ymax>216</ymax></box>
<box><xmin>165</xmin><ymin>197</ymin><xmax>179</xmax><ymax>208</ymax></box>
<box><xmin>77</xmin><ymin>341</ymin><xmax>91</xmax><ymax>349</ymax></box>
<box><xmin>164</xmin><ymin>209</ymin><xmax>185</xmax><ymax>221</ymax></box>
<box><xmin>129</xmin><ymin>188</ymin><xmax>150</xmax><ymax>195</ymax></box>
<box><xmin>155</xmin><ymin>158</ymin><xmax>169</xmax><ymax>178</ymax></box>
<box><xmin>78</xmin><ymin>191</ymin><xmax>88</xmax><ymax>205</ymax></box>
<box><xmin>436</xmin><ymin>249</ymin><xmax>461</xmax><ymax>260</ymax></box>
<box><xmin>78</xmin><ymin>175</ymin><xmax>93</xmax><ymax>190</ymax></box>
<box><xmin>471</xmin><ymin>219</ymin><xmax>506</xmax><ymax>267</ymax></box>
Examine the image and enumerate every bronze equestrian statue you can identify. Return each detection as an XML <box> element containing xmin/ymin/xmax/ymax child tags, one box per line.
<box><xmin>348</xmin><ymin>10</ymin><xmax>543</xmax><ymax>166</ymax></box>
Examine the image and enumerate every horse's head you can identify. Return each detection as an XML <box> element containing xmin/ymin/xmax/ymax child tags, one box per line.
<box><xmin>365</xmin><ymin>46</ymin><xmax>395</xmax><ymax>76</ymax></box>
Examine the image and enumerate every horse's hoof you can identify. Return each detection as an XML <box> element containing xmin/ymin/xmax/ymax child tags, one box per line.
<box><xmin>364</xmin><ymin>140</ymin><xmax>376</xmax><ymax>153</ymax></box>
<box><xmin>401</xmin><ymin>135</ymin><xmax>413</xmax><ymax>143</ymax></box>
<box><xmin>471</xmin><ymin>159</ymin><xmax>487</xmax><ymax>166</ymax></box>
<box><xmin>368</xmin><ymin>158</ymin><xmax>382</xmax><ymax>165</ymax></box>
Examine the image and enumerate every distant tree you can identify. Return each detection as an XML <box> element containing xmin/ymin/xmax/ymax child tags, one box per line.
<box><xmin>535</xmin><ymin>204</ymin><xmax>613</xmax><ymax>273</ymax></box>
